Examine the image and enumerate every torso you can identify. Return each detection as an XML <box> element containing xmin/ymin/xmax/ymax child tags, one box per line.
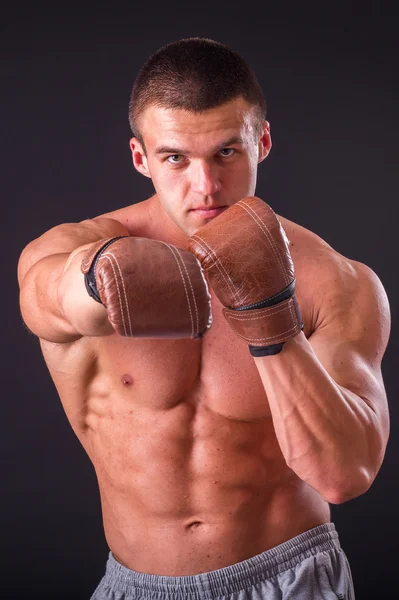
<box><xmin>40</xmin><ymin>198</ymin><xmax>333</xmax><ymax>576</ymax></box>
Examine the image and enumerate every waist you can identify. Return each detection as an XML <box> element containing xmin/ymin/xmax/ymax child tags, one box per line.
<box><xmin>101</xmin><ymin>480</ymin><xmax>330</xmax><ymax>576</ymax></box>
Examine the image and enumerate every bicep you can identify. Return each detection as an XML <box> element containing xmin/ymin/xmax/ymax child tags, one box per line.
<box><xmin>18</xmin><ymin>217</ymin><xmax>128</xmax><ymax>286</ymax></box>
<box><xmin>308</xmin><ymin>260</ymin><xmax>390</xmax><ymax>428</ymax></box>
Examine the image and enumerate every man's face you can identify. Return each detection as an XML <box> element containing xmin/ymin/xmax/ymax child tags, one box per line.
<box><xmin>130</xmin><ymin>97</ymin><xmax>271</xmax><ymax>237</ymax></box>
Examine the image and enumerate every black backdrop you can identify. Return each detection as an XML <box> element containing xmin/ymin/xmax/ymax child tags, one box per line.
<box><xmin>3</xmin><ymin>3</ymin><xmax>398</xmax><ymax>598</ymax></box>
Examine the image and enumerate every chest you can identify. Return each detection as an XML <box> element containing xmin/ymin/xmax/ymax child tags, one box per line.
<box><xmin>196</xmin><ymin>294</ymin><xmax>272</xmax><ymax>420</ymax></box>
<box><xmin>97</xmin><ymin>286</ymin><xmax>313</xmax><ymax>420</ymax></box>
<box><xmin>195</xmin><ymin>285</ymin><xmax>313</xmax><ymax>415</ymax></box>
<box><xmin>100</xmin><ymin>206</ymin><xmax>316</xmax><ymax>415</ymax></box>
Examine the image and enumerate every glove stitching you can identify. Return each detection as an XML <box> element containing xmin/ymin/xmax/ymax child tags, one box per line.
<box><xmin>103</xmin><ymin>251</ymin><xmax>133</xmax><ymax>336</ymax></box>
<box><xmin>225</xmin><ymin>302</ymin><xmax>294</xmax><ymax>321</ymax></box>
<box><xmin>172</xmin><ymin>245</ymin><xmax>199</xmax><ymax>337</ymax></box>
<box><xmin>224</xmin><ymin>300</ymin><xmax>301</xmax><ymax>342</ymax></box>
<box><xmin>160</xmin><ymin>242</ymin><xmax>196</xmax><ymax>338</ymax></box>
<box><xmin>290</xmin><ymin>300</ymin><xmax>295</xmax><ymax>331</ymax></box>
<box><xmin>239</xmin><ymin>282</ymin><xmax>295</xmax><ymax>309</ymax></box>
<box><xmin>226</xmin><ymin>321</ymin><xmax>300</xmax><ymax>343</ymax></box>
<box><xmin>239</xmin><ymin>201</ymin><xmax>287</xmax><ymax>277</ymax></box>
<box><xmin>239</xmin><ymin>201</ymin><xmax>289</xmax><ymax>284</ymax></box>
<box><xmin>190</xmin><ymin>235</ymin><xmax>237</xmax><ymax>297</ymax></box>
<box><xmin>81</xmin><ymin>238</ymin><xmax>109</xmax><ymax>272</ymax></box>
<box><xmin>239</xmin><ymin>201</ymin><xmax>290</xmax><ymax>285</ymax></box>
<box><xmin>190</xmin><ymin>235</ymin><xmax>241</xmax><ymax>302</ymax></box>
<box><xmin>100</xmin><ymin>253</ymin><xmax>130</xmax><ymax>336</ymax></box>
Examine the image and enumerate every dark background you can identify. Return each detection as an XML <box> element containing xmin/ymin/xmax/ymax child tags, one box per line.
<box><xmin>3</xmin><ymin>2</ymin><xmax>398</xmax><ymax>598</ymax></box>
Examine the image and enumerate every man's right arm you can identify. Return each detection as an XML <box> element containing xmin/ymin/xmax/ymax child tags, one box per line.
<box><xmin>18</xmin><ymin>217</ymin><xmax>130</xmax><ymax>343</ymax></box>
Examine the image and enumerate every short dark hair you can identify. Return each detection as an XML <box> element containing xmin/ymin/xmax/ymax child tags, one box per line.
<box><xmin>129</xmin><ymin>37</ymin><xmax>266</xmax><ymax>149</ymax></box>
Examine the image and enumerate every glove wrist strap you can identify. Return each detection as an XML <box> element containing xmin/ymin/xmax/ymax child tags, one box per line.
<box><xmin>223</xmin><ymin>295</ymin><xmax>303</xmax><ymax>352</ymax></box>
<box><xmin>249</xmin><ymin>343</ymin><xmax>284</xmax><ymax>356</ymax></box>
<box><xmin>81</xmin><ymin>236</ymin><xmax>127</xmax><ymax>303</ymax></box>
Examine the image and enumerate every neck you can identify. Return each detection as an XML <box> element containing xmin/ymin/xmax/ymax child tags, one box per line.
<box><xmin>149</xmin><ymin>195</ymin><xmax>190</xmax><ymax>249</ymax></box>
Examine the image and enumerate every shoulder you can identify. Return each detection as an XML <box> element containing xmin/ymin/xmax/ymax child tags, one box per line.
<box><xmin>277</xmin><ymin>213</ymin><xmax>334</xmax><ymax>259</ymax></box>
<box><xmin>278</xmin><ymin>212</ymin><xmax>363</xmax><ymax>284</ymax></box>
<box><xmin>98</xmin><ymin>197</ymin><xmax>154</xmax><ymax>237</ymax></box>
<box><xmin>278</xmin><ymin>215</ymin><xmax>391</xmax><ymax>351</ymax></box>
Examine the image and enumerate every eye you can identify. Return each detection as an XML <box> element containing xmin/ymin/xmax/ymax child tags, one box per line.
<box><xmin>167</xmin><ymin>154</ymin><xmax>183</xmax><ymax>164</ymax></box>
<box><xmin>218</xmin><ymin>148</ymin><xmax>235</xmax><ymax>157</ymax></box>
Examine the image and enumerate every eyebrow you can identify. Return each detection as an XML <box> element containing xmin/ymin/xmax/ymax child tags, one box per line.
<box><xmin>154</xmin><ymin>136</ymin><xmax>244</xmax><ymax>156</ymax></box>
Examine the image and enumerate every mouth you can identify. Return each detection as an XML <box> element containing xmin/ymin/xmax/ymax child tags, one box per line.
<box><xmin>190</xmin><ymin>206</ymin><xmax>228</xmax><ymax>218</ymax></box>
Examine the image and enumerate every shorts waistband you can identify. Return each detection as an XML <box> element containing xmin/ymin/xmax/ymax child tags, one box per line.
<box><xmin>104</xmin><ymin>522</ymin><xmax>340</xmax><ymax>599</ymax></box>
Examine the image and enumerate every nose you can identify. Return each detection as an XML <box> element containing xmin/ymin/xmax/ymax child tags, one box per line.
<box><xmin>190</xmin><ymin>161</ymin><xmax>221</xmax><ymax>196</ymax></box>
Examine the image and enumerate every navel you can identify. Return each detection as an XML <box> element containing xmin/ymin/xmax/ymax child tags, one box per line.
<box><xmin>186</xmin><ymin>521</ymin><xmax>203</xmax><ymax>530</ymax></box>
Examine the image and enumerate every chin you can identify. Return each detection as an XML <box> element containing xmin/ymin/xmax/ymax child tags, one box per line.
<box><xmin>185</xmin><ymin>220</ymin><xmax>209</xmax><ymax>236</ymax></box>
<box><xmin>171</xmin><ymin>212</ymin><xmax>218</xmax><ymax>238</ymax></box>
<box><xmin>182</xmin><ymin>224</ymin><xmax>197</xmax><ymax>237</ymax></box>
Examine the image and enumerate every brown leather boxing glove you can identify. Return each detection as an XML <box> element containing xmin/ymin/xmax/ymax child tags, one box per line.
<box><xmin>81</xmin><ymin>236</ymin><xmax>212</xmax><ymax>339</ymax></box>
<box><xmin>187</xmin><ymin>197</ymin><xmax>303</xmax><ymax>355</ymax></box>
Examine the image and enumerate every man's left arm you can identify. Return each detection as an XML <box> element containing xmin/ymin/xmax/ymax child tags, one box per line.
<box><xmin>253</xmin><ymin>260</ymin><xmax>391</xmax><ymax>504</ymax></box>
<box><xmin>188</xmin><ymin>197</ymin><xmax>391</xmax><ymax>505</ymax></box>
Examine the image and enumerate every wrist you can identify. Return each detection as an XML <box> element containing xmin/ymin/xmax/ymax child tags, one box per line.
<box><xmin>81</xmin><ymin>236</ymin><xmax>127</xmax><ymax>304</ymax></box>
<box><xmin>223</xmin><ymin>295</ymin><xmax>303</xmax><ymax>353</ymax></box>
<box><xmin>58</xmin><ymin>250</ymin><xmax>112</xmax><ymax>336</ymax></box>
<box><xmin>251</xmin><ymin>330</ymin><xmax>305</xmax><ymax>359</ymax></box>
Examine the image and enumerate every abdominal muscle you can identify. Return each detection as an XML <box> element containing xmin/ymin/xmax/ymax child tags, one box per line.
<box><xmin>93</xmin><ymin>401</ymin><xmax>331</xmax><ymax>577</ymax></box>
<box><xmin>42</xmin><ymin>294</ymin><xmax>330</xmax><ymax>577</ymax></box>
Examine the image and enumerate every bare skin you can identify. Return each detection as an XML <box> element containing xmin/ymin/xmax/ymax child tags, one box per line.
<box><xmin>36</xmin><ymin>197</ymin><xmax>333</xmax><ymax>576</ymax></box>
<box><xmin>18</xmin><ymin>98</ymin><xmax>390</xmax><ymax>576</ymax></box>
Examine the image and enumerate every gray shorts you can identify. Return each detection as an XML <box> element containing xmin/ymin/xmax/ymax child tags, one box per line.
<box><xmin>90</xmin><ymin>522</ymin><xmax>355</xmax><ymax>599</ymax></box>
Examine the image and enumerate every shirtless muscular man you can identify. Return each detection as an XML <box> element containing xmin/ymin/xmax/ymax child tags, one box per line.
<box><xmin>18</xmin><ymin>38</ymin><xmax>391</xmax><ymax>599</ymax></box>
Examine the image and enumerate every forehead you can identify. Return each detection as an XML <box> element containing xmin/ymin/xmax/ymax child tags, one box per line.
<box><xmin>139</xmin><ymin>98</ymin><xmax>258</xmax><ymax>148</ymax></box>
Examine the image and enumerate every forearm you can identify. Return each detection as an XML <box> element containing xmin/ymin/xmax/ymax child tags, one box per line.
<box><xmin>19</xmin><ymin>218</ymin><xmax>129</xmax><ymax>341</ymax></box>
<box><xmin>254</xmin><ymin>332</ymin><xmax>378</xmax><ymax>503</ymax></box>
<box><xmin>20</xmin><ymin>249</ymin><xmax>112</xmax><ymax>342</ymax></box>
<box><xmin>57</xmin><ymin>246</ymin><xmax>113</xmax><ymax>337</ymax></box>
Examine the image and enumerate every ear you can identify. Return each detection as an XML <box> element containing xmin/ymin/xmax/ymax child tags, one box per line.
<box><xmin>129</xmin><ymin>138</ymin><xmax>152</xmax><ymax>179</ymax></box>
<box><xmin>258</xmin><ymin>120</ymin><xmax>272</xmax><ymax>163</ymax></box>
